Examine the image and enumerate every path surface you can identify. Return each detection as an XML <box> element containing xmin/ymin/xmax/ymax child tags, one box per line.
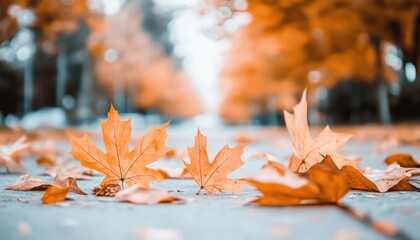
<box><xmin>0</xmin><ymin>125</ymin><xmax>419</xmax><ymax>240</ymax></box>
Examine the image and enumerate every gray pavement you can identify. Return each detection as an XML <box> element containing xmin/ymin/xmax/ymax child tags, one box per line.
<box><xmin>0</xmin><ymin>125</ymin><xmax>419</xmax><ymax>240</ymax></box>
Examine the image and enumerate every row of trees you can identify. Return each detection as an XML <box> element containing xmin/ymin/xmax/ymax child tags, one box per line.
<box><xmin>204</xmin><ymin>0</ymin><xmax>420</xmax><ymax>123</ymax></box>
<box><xmin>0</xmin><ymin>0</ymin><xmax>203</xmax><ymax>120</ymax></box>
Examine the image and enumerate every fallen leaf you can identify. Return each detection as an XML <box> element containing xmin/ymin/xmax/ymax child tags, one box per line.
<box><xmin>31</xmin><ymin>140</ymin><xmax>63</xmax><ymax>166</ymax></box>
<box><xmin>117</xmin><ymin>185</ymin><xmax>180</xmax><ymax>204</ymax></box>
<box><xmin>269</xmin><ymin>226</ymin><xmax>292</xmax><ymax>238</ymax></box>
<box><xmin>17</xmin><ymin>222</ymin><xmax>31</xmax><ymax>236</ymax></box>
<box><xmin>246</xmin><ymin>155</ymin><xmax>349</xmax><ymax>205</ymax></box>
<box><xmin>156</xmin><ymin>167</ymin><xmax>192</xmax><ymax>179</ymax></box>
<box><xmin>371</xmin><ymin>220</ymin><xmax>399</xmax><ymax>237</ymax></box>
<box><xmin>36</xmin><ymin>157</ymin><xmax>56</xmax><ymax>166</ymax></box>
<box><xmin>164</xmin><ymin>148</ymin><xmax>177</xmax><ymax>158</ymax></box>
<box><xmin>284</xmin><ymin>90</ymin><xmax>356</xmax><ymax>171</ymax></box>
<box><xmin>342</xmin><ymin>164</ymin><xmax>418</xmax><ymax>192</ymax></box>
<box><xmin>42</xmin><ymin>170</ymin><xmax>86</xmax><ymax>204</ymax></box>
<box><xmin>374</xmin><ymin>137</ymin><xmax>399</xmax><ymax>154</ymax></box>
<box><xmin>67</xmin><ymin>105</ymin><xmax>169</xmax><ymax>188</ymax></box>
<box><xmin>16</xmin><ymin>197</ymin><xmax>44</xmax><ymax>203</ymax></box>
<box><xmin>183</xmin><ymin>129</ymin><xmax>246</xmax><ymax>195</ymax></box>
<box><xmin>0</xmin><ymin>136</ymin><xmax>30</xmax><ymax>170</ymax></box>
<box><xmin>92</xmin><ymin>184</ymin><xmax>121</xmax><ymax>197</ymax></box>
<box><xmin>74</xmin><ymin>201</ymin><xmax>94</xmax><ymax>208</ymax></box>
<box><xmin>136</xmin><ymin>228</ymin><xmax>183</xmax><ymax>240</ymax></box>
<box><xmin>5</xmin><ymin>175</ymin><xmax>50</xmax><ymax>191</ymax></box>
<box><xmin>234</xmin><ymin>134</ymin><xmax>256</xmax><ymax>144</ymax></box>
<box><xmin>61</xmin><ymin>218</ymin><xmax>80</xmax><ymax>228</ymax></box>
<box><xmin>331</xmin><ymin>229</ymin><xmax>360</xmax><ymax>240</ymax></box>
<box><xmin>262</xmin><ymin>159</ymin><xmax>288</xmax><ymax>174</ymax></box>
<box><xmin>385</xmin><ymin>153</ymin><xmax>420</xmax><ymax>168</ymax></box>
<box><xmin>42</xmin><ymin>165</ymin><xmax>95</xmax><ymax>180</ymax></box>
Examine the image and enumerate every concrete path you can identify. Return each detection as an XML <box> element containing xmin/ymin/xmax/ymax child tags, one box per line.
<box><xmin>0</xmin><ymin>125</ymin><xmax>419</xmax><ymax>240</ymax></box>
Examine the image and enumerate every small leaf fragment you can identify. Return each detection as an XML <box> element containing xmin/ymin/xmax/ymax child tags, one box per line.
<box><xmin>92</xmin><ymin>184</ymin><xmax>121</xmax><ymax>197</ymax></box>
<box><xmin>116</xmin><ymin>185</ymin><xmax>180</xmax><ymax>204</ymax></box>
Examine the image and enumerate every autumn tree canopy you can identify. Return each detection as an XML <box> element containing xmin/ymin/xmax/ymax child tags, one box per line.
<box><xmin>204</xmin><ymin>0</ymin><xmax>420</xmax><ymax>123</ymax></box>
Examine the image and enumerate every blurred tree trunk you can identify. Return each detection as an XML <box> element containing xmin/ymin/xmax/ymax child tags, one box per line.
<box><xmin>23</xmin><ymin>46</ymin><xmax>35</xmax><ymax>114</ymax></box>
<box><xmin>373</xmin><ymin>37</ymin><xmax>391</xmax><ymax>124</ymax></box>
<box><xmin>414</xmin><ymin>16</ymin><xmax>420</xmax><ymax>86</ymax></box>
<box><xmin>56</xmin><ymin>38</ymin><xmax>67</xmax><ymax>107</ymax></box>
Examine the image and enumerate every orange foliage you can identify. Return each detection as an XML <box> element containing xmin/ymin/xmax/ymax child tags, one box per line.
<box><xmin>86</xmin><ymin>4</ymin><xmax>203</xmax><ymax>118</ymax></box>
<box><xmin>183</xmin><ymin>129</ymin><xmax>246</xmax><ymax>195</ymax></box>
<box><xmin>67</xmin><ymin>105</ymin><xmax>170</xmax><ymax>188</ymax></box>
<box><xmin>205</xmin><ymin>0</ymin><xmax>420</xmax><ymax>123</ymax></box>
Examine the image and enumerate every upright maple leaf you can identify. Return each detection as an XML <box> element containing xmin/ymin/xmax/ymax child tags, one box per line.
<box><xmin>67</xmin><ymin>105</ymin><xmax>169</xmax><ymax>188</ymax></box>
<box><xmin>183</xmin><ymin>129</ymin><xmax>246</xmax><ymax>195</ymax></box>
<box><xmin>284</xmin><ymin>90</ymin><xmax>357</xmax><ymax>171</ymax></box>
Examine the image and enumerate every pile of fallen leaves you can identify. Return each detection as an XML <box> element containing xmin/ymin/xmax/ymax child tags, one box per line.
<box><xmin>247</xmin><ymin>90</ymin><xmax>418</xmax><ymax>207</ymax></box>
<box><xmin>1</xmin><ymin>92</ymin><xmax>419</xmax><ymax>238</ymax></box>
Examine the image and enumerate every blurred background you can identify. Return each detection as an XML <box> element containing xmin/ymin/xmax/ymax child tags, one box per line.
<box><xmin>0</xmin><ymin>0</ymin><xmax>419</xmax><ymax>129</ymax></box>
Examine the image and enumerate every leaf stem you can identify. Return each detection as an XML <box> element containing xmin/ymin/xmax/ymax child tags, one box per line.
<box><xmin>296</xmin><ymin>161</ymin><xmax>304</xmax><ymax>172</ymax></box>
<box><xmin>196</xmin><ymin>187</ymin><xmax>203</xmax><ymax>195</ymax></box>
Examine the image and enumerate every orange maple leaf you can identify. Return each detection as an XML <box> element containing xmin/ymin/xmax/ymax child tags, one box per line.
<box><xmin>42</xmin><ymin>170</ymin><xmax>86</xmax><ymax>204</ymax></box>
<box><xmin>67</xmin><ymin>105</ymin><xmax>169</xmax><ymax>188</ymax></box>
<box><xmin>284</xmin><ymin>90</ymin><xmax>357</xmax><ymax>171</ymax></box>
<box><xmin>246</xmin><ymin>155</ymin><xmax>349</xmax><ymax>206</ymax></box>
<box><xmin>183</xmin><ymin>129</ymin><xmax>246</xmax><ymax>195</ymax></box>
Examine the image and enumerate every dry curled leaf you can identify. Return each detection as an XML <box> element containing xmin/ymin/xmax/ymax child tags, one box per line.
<box><xmin>156</xmin><ymin>167</ymin><xmax>192</xmax><ymax>179</ymax></box>
<box><xmin>341</xmin><ymin>164</ymin><xmax>418</xmax><ymax>192</ymax></box>
<box><xmin>67</xmin><ymin>105</ymin><xmax>169</xmax><ymax>188</ymax></box>
<box><xmin>42</xmin><ymin>170</ymin><xmax>86</xmax><ymax>204</ymax></box>
<box><xmin>183</xmin><ymin>129</ymin><xmax>246</xmax><ymax>195</ymax></box>
<box><xmin>5</xmin><ymin>175</ymin><xmax>50</xmax><ymax>191</ymax></box>
<box><xmin>42</xmin><ymin>165</ymin><xmax>95</xmax><ymax>180</ymax></box>
<box><xmin>116</xmin><ymin>185</ymin><xmax>180</xmax><ymax>204</ymax></box>
<box><xmin>385</xmin><ymin>153</ymin><xmax>420</xmax><ymax>168</ymax></box>
<box><xmin>234</xmin><ymin>133</ymin><xmax>257</xmax><ymax>144</ymax></box>
<box><xmin>0</xmin><ymin>136</ymin><xmax>29</xmax><ymax>170</ymax></box>
<box><xmin>31</xmin><ymin>140</ymin><xmax>63</xmax><ymax>166</ymax></box>
<box><xmin>246</xmin><ymin>155</ymin><xmax>349</xmax><ymax>206</ymax></box>
<box><xmin>164</xmin><ymin>148</ymin><xmax>177</xmax><ymax>159</ymax></box>
<box><xmin>284</xmin><ymin>90</ymin><xmax>357</xmax><ymax>171</ymax></box>
<box><xmin>371</xmin><ymin>220</ymin><xmax>399</xmax><ymax>237</ymax></box>
<box><xmin>17</xmin><ymin>222</ymin><xmax>32</xmax><ymax>236</ymax></box>
<box><xmin>136</xmin><ymin>228</ymin><xmax>183</xmax><ymax>240</ymax></box>
<box><xmin>92</xmin><ymin>184</ymin><xmax>121</xmax><ymax>197</ymax></box>
<box><xmin>374</xmin><ymin>137</ymin><xmax>399</xmax><ymax>154</ymax></box>
<box><xmin>36</xmin><ymin>158</ymin><xmax>56</xmax><ymax>166</ymax></box>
